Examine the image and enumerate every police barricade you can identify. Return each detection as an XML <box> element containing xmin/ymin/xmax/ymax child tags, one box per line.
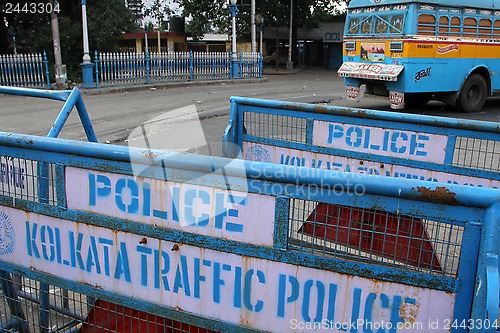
<box><xmin>220</xmin><ymin>96</ymin><xmax>500</xmax><ymax>331</ymax></box>
<box><xmin>222</xmin><ymin>97</ymin><xmax>499</xmax><ymax>190</ymax></box>
<box><xmin>0</xmin><ymin>132</ymin><xmax>499</xmax><ymax>333</ymax></box>
<box><xmin>0</xmin><ymin>90</ymin><xmax>499</xmax><ymax>333</ymax></box>
<box><xmin>222</xmin><ymin>97</ymin><xmax>499</xmax><ymax>269</ymax></box>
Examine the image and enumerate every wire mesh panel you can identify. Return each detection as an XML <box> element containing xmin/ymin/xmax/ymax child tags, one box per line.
<box><xmin>243</xmin><ymin>112</ymin><xmax>308</xmax><ymax>144</ymax></box>
<box><xmin>453</xmin><ymin>136</ymin><xmax>500</xmax><ymax>172</ymax></box>
<box><xmin>0</xmin><ymin>272</ymin><xmax>220</xmax><ymax>333</ymax></box>
<box><xmin>0</xmin><ymin>156</ymin><xmax>58</xmax><ymax>206</ymax></box>
<box><xmin>0</xmin><ymin>272</ymin><xmax>88</xmax><ymax>333</ymax></box>
<box><xmin>287</xmin><ymin>198</ymin><xmax>464</xmax><ymax>278</ymax></box>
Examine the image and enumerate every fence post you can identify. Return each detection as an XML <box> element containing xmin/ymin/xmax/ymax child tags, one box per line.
<box><xmin>229</xmin><ymin>52</ymin><xmax>234</xmax><ymax>79</ymax></box>
<box><xmin>145</xmin><ymin>51</ymin><xmax>151</xmax><ymax>84</ymax></box>
<box><xmin>189</xmin><ymin>50</ymin><xmax>194</xmax><ymax>81</ymax></box>
<box><xmin>258</xmin><ymin>52</ymin><xmax>264</xmax><ymax>78</ymax></box>
<box><xmin>239</xmin><ymin>51</ymin><xmax>243</xmax><ymax>78</ymax></box>
<box><xmin>94</xmin><ymin>51</ymin><xmax>100</xmax><ymax>88</ymax></box>
<box><xmin>43</xmin><ymin>51</ymin><xmax>51</xmax><ymax>89</ymax></box>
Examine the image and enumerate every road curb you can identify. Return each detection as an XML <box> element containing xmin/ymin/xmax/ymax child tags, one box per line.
<box><xmin>80</xmin><ymin>77</ymin><xmax>269</xmax><ymax>96</ymax></box>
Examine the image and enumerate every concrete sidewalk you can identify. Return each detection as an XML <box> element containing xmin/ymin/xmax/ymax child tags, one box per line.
<box><xmin>80</xmin><ymin>77</ymin><xmax>269</xmax><ymax>96</ymax></box>
<box><xmin>78</xmin><ymin>66</ymin><xmax>305</xmax><ymax>96</ymax></box>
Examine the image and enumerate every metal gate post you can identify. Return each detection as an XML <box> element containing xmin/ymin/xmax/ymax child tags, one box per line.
<box><xmin>94</xmin><ymin>51</ymin><xmax>100</xmax><ymax>88</ymax></box>
<box><xmin>43</xmin><ymin>51</ymin><xmax>51</xmax><ymax>89</ymax></box>
<box><xmin>470</xmin><ymin>202</ymin><xmax>500</xmax><ymax>333</ymax></box>
<box><xmin>145</xmin><ymin>51</ymin><xmax>151</xmax><ymax>84</ymax></box>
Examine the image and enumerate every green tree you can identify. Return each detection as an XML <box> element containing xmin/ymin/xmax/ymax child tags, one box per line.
<box><xmin>174</xmin><ymin>0</ymin><xmax>347</xmax><ymax>40</ymax></box>
<box><xmin>0</xmin><ymin>0</ymin><xmax>139</xmax><ymax>81</ymax></box>
<box><xmin>173</xmin><ymin>0</ymin><xmax>227</xmax><ymax>40</ymax></box>
<box><xmin>126</xmin><ymin>0</ymin><xmax>143</xmax><ymax>21</ymax></box>
<box><xmin>143</xmin><ymin>0</ymin><xmax>172</xmax><ymax>31</ymax></box>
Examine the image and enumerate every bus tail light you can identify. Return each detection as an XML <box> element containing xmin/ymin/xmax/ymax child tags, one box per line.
<box><xmin>390</xmin><ymin>41</ymin><xmax>404</xmax><ymax>52</ymax></box>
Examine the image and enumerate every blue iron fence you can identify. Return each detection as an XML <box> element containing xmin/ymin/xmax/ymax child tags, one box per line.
<box><xmin>94</xmin><ymin>51</ymin><xmax>262</xmax><ymax>87</ymax></box>
<box><xmin>0</xmin><ymin>52</ymin><xmax>51</xmax><ymax>89</ymax></box>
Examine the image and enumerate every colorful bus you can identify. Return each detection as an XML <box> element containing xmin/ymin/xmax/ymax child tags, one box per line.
<box><xmin>338</xmin><ymin>0</ymin><xmax>500</xmax><ymax>112</ymax></box>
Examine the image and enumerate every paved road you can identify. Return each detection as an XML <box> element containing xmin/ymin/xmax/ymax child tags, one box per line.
<box><xmin>1</xmin><ymin>68</ymin><xmax>499</xmax><ymax>156</ymax></box>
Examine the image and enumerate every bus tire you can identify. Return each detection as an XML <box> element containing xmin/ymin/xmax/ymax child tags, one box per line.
<box><xmin>405</xmin><ymin>93</ymin><xmax>431</xmax><ymax>107</ymax></box>
<box><xmin>456</xmin><ymin>74</ymin><xmax>487</xmax><ymax>113</ymax></box>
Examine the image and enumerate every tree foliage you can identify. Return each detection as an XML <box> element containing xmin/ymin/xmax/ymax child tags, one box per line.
<box><xmin>143</xmin><ymin>0</ymin><xmax>172</xmax><ymax>30</ymax></box>
<box><xmin>0</xmin><ymin>0</ymin><xmax>139</xmax><ymax>81</ymax></box>
<box><xmin>173</xmin><ymin>0</ymin><xmax>348</xmax><ymax>40</ymax></box>
<box><xmin>171</xmin><ymin>0</ymin><xmax>227</xmax><ymax>40</ymax></box>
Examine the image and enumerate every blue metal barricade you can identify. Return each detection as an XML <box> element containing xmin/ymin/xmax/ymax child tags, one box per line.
<box><xmin>0</xmin><ymin>89</ymin><xmax>499</xmax><ymax>333</ymax></box>
<box><xmin>222</xmin><ymin>97</ymin><xmax>499</xmax><ymax>189</ymax></box>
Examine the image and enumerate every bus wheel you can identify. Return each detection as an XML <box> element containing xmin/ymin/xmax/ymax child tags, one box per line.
<box><xmin>456</xmin><ymin>74</ymin><xmax>487</xmax><ymax>113</ymax></box>
<box><xmin>405</xmin><ymin>93</ymin><xmax>431</xmax><ymax>107</ymax></box>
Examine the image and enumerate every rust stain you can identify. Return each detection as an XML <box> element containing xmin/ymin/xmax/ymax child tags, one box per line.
<box><xmin>142</xmin><ymin>150</ymin><xmax>158</xmax><ymax>159</ymax></box>
<box><xmin>399</xmin><ymin>294</ymin><xmax>420</xmax><ymax>324</ymax></box>
<box><xmin>416</xmin><ymin>186</ymin><xmax>459</xmax><ymax>205</ymax></box>
<box><xmin>275</xmin><ymin>103</ymin><xmax>369</xmax><ymax>117</ymax></box>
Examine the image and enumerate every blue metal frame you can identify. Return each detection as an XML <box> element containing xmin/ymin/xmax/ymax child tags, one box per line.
<box><xmin>0</xmin><ymin>86</ymin><xmax>96</xmax><ymax>332</ymax></box>
<box><xmin>222</xmin><ymin>96</ymin><xmax>500</xmax><ymax>332</ymax></box>
<box><xmin>0</xmin><ymin>131</ymin><xmax>499</xmax><ymax>332</ymax></box>
<box><xmin>223</xmin><ymin>97</ymin><xmax>500</xmax><ymax>185</ymax></box>
<box><xmin>0</xmin><ymin>86</ymin><xmax>97</xmax><ymax>142</ymax></box>
<box><xmin>0</xmin><ymin>89</ymin><xmax>499</xmax><ymax>332</ymax></box>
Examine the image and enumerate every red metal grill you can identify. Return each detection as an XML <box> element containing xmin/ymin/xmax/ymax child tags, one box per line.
<box><xmin>299</xmin><ymin>203</ymin><xmax>443</xmax><ymax>271</ymax></box>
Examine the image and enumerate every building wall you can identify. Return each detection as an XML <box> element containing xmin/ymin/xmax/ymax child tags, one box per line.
<box><xmin>119</xmin><ymin>33</ymin><xmax>187</xmax><ymax>53</ymax></box>
<box><xmin>259</xmin><ymin>17</ymin><xmax>346</xmax><ymax>68</ymax></box>
<box><xmin>321</xmin><ymin>20</ymin><xmax>346</xmax><ymax>69</ymax></box>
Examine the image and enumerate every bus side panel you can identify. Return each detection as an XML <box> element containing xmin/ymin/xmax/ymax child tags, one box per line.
<box><xmin>397</xmin><ymin>41</ymin><xmax>500</xmax><ymax>94</ymax></box>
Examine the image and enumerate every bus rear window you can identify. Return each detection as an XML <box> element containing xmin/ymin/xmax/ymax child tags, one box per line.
<box><xmin>361</xmin><ymin>18</ymin><xmax>373</xmax><ymax>34</ymax></box>
<box><xmin>390</xmin><ymin>15</ymin><xmax>404</xmax><ymax>33</ymax></box>
<box><xmin>375</xmin><ymin>16</ymin><xmax>389</xmax><ymax>33</ymax></box>
<box><xmin>346</xmin><ymin>11</ymin><xmax>406</xmax><ymax>36</ymax></box>
<box><xmin>348</xmin><ymin>18</ymin><xmax>361</xmax><ymax>34</ymax></box>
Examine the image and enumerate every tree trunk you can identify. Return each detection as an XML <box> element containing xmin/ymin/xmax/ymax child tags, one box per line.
<box><xmin>50</xmin><ymin>0</ymin><xmax>67</xmax><ymax>89</ymax></box>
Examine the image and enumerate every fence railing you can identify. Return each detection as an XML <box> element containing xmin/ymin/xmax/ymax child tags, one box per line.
<box><xmin>94</xmin><ymin>51</ymin><xmax>262</xmax><ymax>87</ymax></box>
<box><xmin>0</xmin><ymin>52</ymin><xmax>51</xmax><ymax>89</ymax></box>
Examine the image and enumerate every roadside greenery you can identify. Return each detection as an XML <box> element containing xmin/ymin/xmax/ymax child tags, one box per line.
<box><xmin>0</xmin><ymin>0</ymin><xmax>348</xmax><ymax>81</ymax></box>
<box><xmin>174</xmin><ymin>0</ymin><xmax>349</xmax><ymax>40</ymax></box>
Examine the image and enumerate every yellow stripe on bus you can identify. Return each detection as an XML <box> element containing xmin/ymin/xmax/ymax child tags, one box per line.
<box><xmin>343</xmin><ymin>40</ymin><xmax>500</xmax><ymax>59</ymax></box>
<box><xmin>405</xmin><ymin>42</ymin><xmax>500</xmax><ymax>59</ymax></box>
